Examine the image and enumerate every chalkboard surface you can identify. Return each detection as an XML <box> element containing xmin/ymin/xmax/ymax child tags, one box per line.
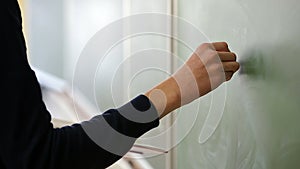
<box><xmin>176</xmin><ymin>0</ymin><xmax>300</xmax><ymax>168</ymax></box>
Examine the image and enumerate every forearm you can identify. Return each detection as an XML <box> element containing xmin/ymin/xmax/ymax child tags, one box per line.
<box><xmin>145</xmin><ymin>77</ymin><xmax>181</xmax><ymax>118</ymax></box>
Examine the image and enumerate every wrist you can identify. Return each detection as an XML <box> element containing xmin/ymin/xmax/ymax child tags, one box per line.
<box><xmin>145</xmin><ymin>77</ymin><xmax>180</xmax><ymax>118</ymax></box>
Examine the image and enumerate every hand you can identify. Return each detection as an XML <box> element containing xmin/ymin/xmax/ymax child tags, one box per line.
<box><xmin>146</xmin><ymin>42</ymin><xmax>240</xmax><ymax>118</ymax></box>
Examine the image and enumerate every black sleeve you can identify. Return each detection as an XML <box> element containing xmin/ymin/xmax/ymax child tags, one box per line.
<box><xmin>0</xmin><ymin>1</ymin><xmax>159</xmax><ymax>169</ymax></box>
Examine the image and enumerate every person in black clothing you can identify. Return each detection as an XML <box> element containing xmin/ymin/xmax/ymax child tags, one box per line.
<box><xmin>0</xmin><ymin>1</ymin><xmax>240</xmax><ymax>169</ymax></box>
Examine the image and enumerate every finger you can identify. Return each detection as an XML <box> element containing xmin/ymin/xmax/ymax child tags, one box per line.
<box><xmin>225</xmin><ymin>71</ymin><xmax>234</xmax><ymax>81</ymax></box>
<box><xmin>212</xmin><ymin>42</ymin><xmax>230</xmax><ymax>52</ymax></box>
<box><xmin>222</xmin><ymin>62</ymin><xmax>240</xmax><ymax>72</ymax></box>
<box><xmin>218</xmin><ymin>52</ymin><xmax>236</xmax><ymax>62</ymax></box>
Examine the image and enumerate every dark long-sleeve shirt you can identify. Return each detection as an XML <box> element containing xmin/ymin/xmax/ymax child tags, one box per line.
<box><xmin>0</xmin><ymin>1</ymin><xmax>159</xmax><ymax>168</ymax></box>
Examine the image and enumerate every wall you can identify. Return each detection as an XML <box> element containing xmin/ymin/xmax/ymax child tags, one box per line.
<box><xmin>24</xmin><ymin>0</ymin><xmax>172</xmax><ymax>168</ymax></box>
<box><xmin>175</xmin><ymin>0</ymin><xmax>300</xmax><ymax>168</ymax></box>
<box><xmin>25</xmin><ymin>0</ymin><xmax>64</xmax><ymax>77</ymax></box>
<box><xmin>23</xmin><ymin>0</ymin><xmax>300</xmax><ymax>168</ymax></box>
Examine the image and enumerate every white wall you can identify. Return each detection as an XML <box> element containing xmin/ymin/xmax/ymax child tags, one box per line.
<box><xmin>25</xmin><ymin>1</ymin><xmax>173</xmax><ymax>168</ymax></box>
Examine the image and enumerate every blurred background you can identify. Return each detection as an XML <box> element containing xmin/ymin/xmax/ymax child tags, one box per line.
<box><xmin>19</xmin><ymin>0</ymin><xmax>300</xmax><ymax>169</ymax></box>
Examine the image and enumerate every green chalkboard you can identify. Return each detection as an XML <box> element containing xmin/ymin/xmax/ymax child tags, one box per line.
<box><xmin>176</xmin><ymin>0</ymin><xmax>300</xmax><ymax>168</ymax></box>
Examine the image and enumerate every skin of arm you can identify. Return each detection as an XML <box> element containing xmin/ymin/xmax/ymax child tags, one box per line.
<box><xmin>145</xmin><ymin>42</ymin><xmax>240</xmax><ymax>118</ymax></box>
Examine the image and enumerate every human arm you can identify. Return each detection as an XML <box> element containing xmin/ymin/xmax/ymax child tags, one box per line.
<box><xmin>146</xmin><ymin>42</ymin><xmax>240</xmax><ymax>118</ymax></box>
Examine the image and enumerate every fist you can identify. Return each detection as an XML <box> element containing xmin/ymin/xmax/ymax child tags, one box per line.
<box><xmin>173</xmin><ymin>42</ymin><xmax>240</xmax><ymax>105</ymax></box>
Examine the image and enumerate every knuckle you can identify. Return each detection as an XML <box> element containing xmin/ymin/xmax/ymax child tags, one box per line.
<box><xmin>202</xmin><ymin>43</ymin><xmax>210</xmax><ymax>47</ymax></box>
<box><xmin>209</xmin><ymin>50</ymin><xmax>219</xmax><ymax>58</ymax></box>
<box><xmin>234</xmin><ymin>62</ymin><xmax>240</xmax><ymax>71</ymax></box>
<box><xmin>229</xmin><ymin>63</ymin><xmax>235</xmax><ymax>70</ymax></box>
<box><xmin>232</xmin><ymin>52</ymin><xmax>237</xmax><ymax>61</ymax></box>
<box><xmin>200</xmin><ymin>43</ymin><xmax>211</xmax><ymax>50</ymax></box>
<box><xmin>226</xmin><ymin>75</ymin><xmax>232</xmax><ymax>81</ymax></box>
<box><xmin>221</xmin><ymin>42</ymin><xmax>229</xmax><ymax>48</ymax></box>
